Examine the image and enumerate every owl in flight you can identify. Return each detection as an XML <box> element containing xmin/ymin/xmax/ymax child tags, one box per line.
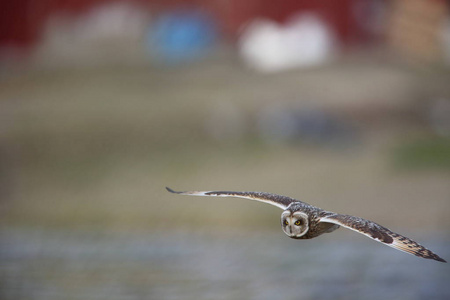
<box><xmin>166</xmin><ymin>187</ymin><xmax>446</xmax><ymax>262</ymax></box>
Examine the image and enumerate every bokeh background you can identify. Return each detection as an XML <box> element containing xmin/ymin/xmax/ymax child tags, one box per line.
<box><xmin>1</xmin><ymin>0</ymin><xmax>450</xmax><ymax>299</ymax></box>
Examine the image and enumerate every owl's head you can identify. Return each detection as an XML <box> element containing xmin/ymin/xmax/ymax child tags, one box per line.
<box><xmin>281</xmin><ymin>210</ymin><xmax>309</xmax><ymax>238</ymax></box>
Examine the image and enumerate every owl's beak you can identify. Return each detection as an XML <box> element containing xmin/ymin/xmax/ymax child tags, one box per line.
<box><xmin>285</xmin><ymin>225</ymin><xmax>291</xmax><ymax>235</ymax></box>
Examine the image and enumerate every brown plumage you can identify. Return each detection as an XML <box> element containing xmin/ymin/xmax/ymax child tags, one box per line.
<box><xmin>167</xmin><ymin>187</ymin><xmax>446</xmax><ymax>263</ymax></box>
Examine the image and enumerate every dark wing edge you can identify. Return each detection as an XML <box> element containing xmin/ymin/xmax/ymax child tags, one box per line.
<box><xmin>319</xmin><ymin>214</ymin><xmax>446</xmax><ymax>263</ymax></box>
<box><xmin>166</xmin><ymin>187</ymin><xmax>295</xmax><ymax>210</ymax></box>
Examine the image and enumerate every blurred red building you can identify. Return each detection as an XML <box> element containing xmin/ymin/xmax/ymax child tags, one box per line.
<box><xmin>1</xmin><ymin>0</ymin><xmax>369</xmax><ymax>50</ymax></box>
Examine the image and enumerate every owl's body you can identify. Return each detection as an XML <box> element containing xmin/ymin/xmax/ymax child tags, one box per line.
<box><xmin>282</xmin><ymin>202</ymin><xmax>337</xmax><ymax>239</ymax></box>
<box><xmin>166</xmin><ymin>187</ymin><xmax>446</xmax><ymax>263</ymax></box>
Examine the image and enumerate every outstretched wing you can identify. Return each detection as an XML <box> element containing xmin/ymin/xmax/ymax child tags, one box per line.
<box><xmin>319</xmin><ymin>214</ymin><xmax>446</xmax><ymax>263</ymax></box>
<box><xmin>166</xmin><ymin>187</ymin><xmax>295</xmax><ymax>210</ymax></box>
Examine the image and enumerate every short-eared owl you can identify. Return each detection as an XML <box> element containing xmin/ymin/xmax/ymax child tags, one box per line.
<box><xmin>166</xmin><ymin>187</ymin><xmax>446</xmax><ymax>262</ymax></box>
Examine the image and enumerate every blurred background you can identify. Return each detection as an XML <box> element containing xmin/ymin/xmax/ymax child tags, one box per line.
<box><xmin>1</xmin><ymin>0</ymin><xmax>450</xmax><ymax>299</ymax></box>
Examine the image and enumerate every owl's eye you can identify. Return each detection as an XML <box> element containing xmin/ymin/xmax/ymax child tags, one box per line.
<box><xmin>294</xmin><ymin>220</ymin><xmax>302</xmax><ymax>226</ymax></box>
<box><xmin>284</xmin><ymin>220</ymin><xmax>289</xmax><ymax>226</ymax></box>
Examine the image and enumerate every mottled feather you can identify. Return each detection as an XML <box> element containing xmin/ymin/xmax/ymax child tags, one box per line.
<box><xmin>166</xmin><ymin>187</ymin><xmax>295</xmax><ymax>209</ymax></box>
<box><xmin>167</xmin><ymin>187</ymin><xmax>446</xmax><ymax>263</ymax></box>
<box><xmin>319</xmin><ymin>214</ymin><xmax>446</xmax><ymax>262</ymax></box>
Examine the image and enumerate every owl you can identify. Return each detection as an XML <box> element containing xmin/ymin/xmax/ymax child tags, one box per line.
<box><xmin>166</xmin><ymin>187</ymin><xmax>446</xmax><ymax>262</ymax></box>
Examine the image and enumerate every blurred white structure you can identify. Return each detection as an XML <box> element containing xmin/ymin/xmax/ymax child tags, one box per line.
<box><xmin>238</xmin><ymin>13</ymin><xmax>336</xmax><ymax>73</ymax></box>
<box><xmin>34</xmin><ymin>2</ymin><xmax>150</xmax><ymax>67</ymax></box>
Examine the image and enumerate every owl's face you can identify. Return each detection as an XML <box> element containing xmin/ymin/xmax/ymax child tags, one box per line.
<box><xmin>281</xmin><ymin>210</ymin><xmax>309</xmax><ymax>238</ymax></box>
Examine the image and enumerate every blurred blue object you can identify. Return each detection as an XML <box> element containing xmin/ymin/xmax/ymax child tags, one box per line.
<box><xmin>149</xmin><ymin>9</ymin><xmax>217</xmax><ymax>64</ymax></box>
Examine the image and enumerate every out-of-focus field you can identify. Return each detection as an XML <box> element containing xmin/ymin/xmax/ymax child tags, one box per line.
<box><xmin>1</xmin><ymin>53</ymin><xmax>450</xmax><ymax>299</ymax></box>
<box><xmin>1</xmin><ymin>53</ymin><xmax>449</xmax><ymax>230</ymax></box>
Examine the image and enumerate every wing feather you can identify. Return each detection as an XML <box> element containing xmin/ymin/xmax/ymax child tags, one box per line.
<box><xmin>320</xmin><ymin>214</ymin><xmax>446</xmax><ymax>263</ymax></box>
<box><xmin>166</xmin><ymin>187</ymin><xmax>294</xmax><ymax>210</ymax></box>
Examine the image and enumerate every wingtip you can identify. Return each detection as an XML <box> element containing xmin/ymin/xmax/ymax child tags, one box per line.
<box><xmin>166</xmin><ymin>187</ymin><xmax>178</xmax><ymax>193</ymax></box>
<box><xmin>434</xmin><ymin>256</ymin><xmax>447</xmax><ymax>263</ymax></box>
<box><xmin>423</xmin><ymin>250</ymin><xmax>446</xmax><ymax>263</ymax></box>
